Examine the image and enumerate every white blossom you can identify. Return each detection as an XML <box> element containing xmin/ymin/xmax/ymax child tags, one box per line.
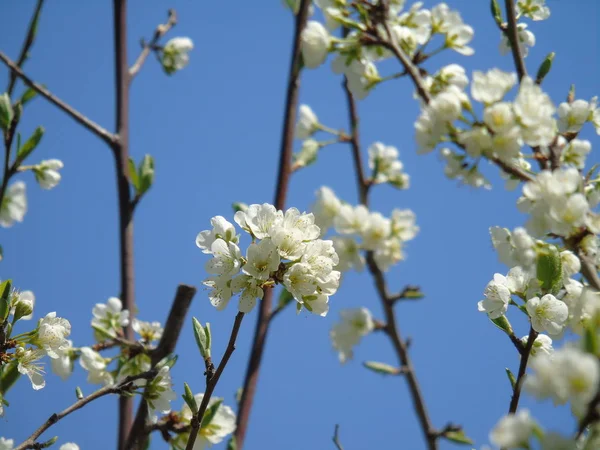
<box><xmin>16</xmin><ymin>347</ymin><xmax>46</xmax><ymax>390</ymax></box>
<box><xmin>513</xmin><ymin>76</ymin><xmax>556</xmax><ymax>147</ymax></box>
<box><xmin>34</xmin><ymin>159</ymin><xmax>63</xmax><ymax>190</ymax></box>
<box><xmin>312</xmin><ymin>186</ymin><xmax>342</xmax><ymax>232</ymax></box>
<box><xmin>525</xmin><ymin>347</ymin><xmax>600</xmax><ymax>408</ymax></box>
<box><xmin>59</xmin><ymin>444</ymin><xmax>79</xmax><ymax>450</ymax></box>
<box><xmin>51</xmin><ymin>340</ymin><xmax>73</xmax><ymax>380</ymax></box>
<box><xmin>162</xmin><ymin>37</ymin><xmax>193</xmax><ymax>74</ymax></box>
<box><xmin>478</xmin><ymin>274</ymin><xmax>512</xmax><ymax>319</ymax></box>
<box><xmin>331</xmin><ymin>236</ymin><xmax>364</xmax><ymax>272</ymax></box>
<box><xmin>37</xmin><ymin>312</ymin><xmax>71</xmax><ymax>359</ymax></box>
<box><xmin>204</xmin><ymin>276</ymin><xmax>234</xmax><ymax>311</ymax></box>
<box><xmin>205</xmin><ymin>239</ymin><xmax>242</xmax><ymax>279</ymax></box>
<box><xmin>521</xmin><ymin>333</ymin><xmax>553</xmax><ymax>358</ymax></box>
<box><xmin>563</xmin><ymin>139</ymin><xmax>591</xmax><ymax>169</ymax></box>
<box><xmin>145</xmin><ymin>366</ymin><xmax>176</xmax><ymax>417</ymax></box>
<box><xmin>0</xmin><ymin>181</ymin><xmax>27</xmax><ymax>228</ymax></box>
<box><xmin>92</xmin><ymin>297</ymin><xmax>129</xmax><ymax>338</ymax></box>
<box><xmin>196</xmin><ymin>216</ymin><xmax>238</xmax><ymax>254</ymax></box>
<box><xmin>500</xmin><ymin>23</ymin><xmax>536</xmax><ymax>57</ymax></box>
<box><xmin>234</xmin><ymin>203</ymin><xmax>282</xmax><ymax>239</ymax></box>
<box><xmin>361</xmin><ymin>212</ymin><xmax>391</xmax><ymax>251</ymax></box>
<box><xmin>243</xmin><ymin>238</ymin><xmax>281</xmax><ymax>280</ymax></box>
<box><xmin>490</xmin><ymin>409</ymin><xmax>535</xmax><ymax>448</ymax></box>
<box><xmin>557</xmin><ymin>98</ymin><xmax>597</xmax><ymax>134</ymax></box>
<box><xmin>0</xmin><ymin>438</ymin><xmax>13</xmax><ymax>450</ymax></box>
<box><xmin>330</xmin><ymin>308</ymin><xmax>374</xmax><ymax>363</ymax></box>
<box><xmin>391</xmin><ymin>209</ymin><xmax>419</xmax><ymax>241</ymax></box>
<box><xmin>132</xmin><ymin>319</ymin><xmax>163</xmax><ymax>342</ymax></box>
<box><xmin>526</xmin><ymin>294</ymin><xmax>568</xmax><ymax>335</ymax></box>
<box><xmin>79</xmin><ymin>347</ymin><xmax>113</xmax><ymax>385</ymax></box>
<box><xmin>301</xmin><ymin>21</ymin><xmax>330</xmax><ymax>68</ymax></box>
<box><xmin>295</xmin><ymin>105</ymin><xmax>320</xmax><ymax>139</ymax></box>
<box><xmin>368</xmin><ymin>142</ymin><xmax>409</xmax><ymax>187</ymax></box>
<box><xmin>334</xmin><ymin>204</ymin><xmax>369</xmax><ymax>235</ymax></box>
<box><xmin>471</xmin><ymin>69</ymin><xmax>517</xmax><ymax>105</ymax></box>
<box><xmin>231</xmin><ymin>274</ymin><xmax>264</xmax><ymax>313</ymax></box>
<box><xmin>12</xmin><ymin>290</ymin><xmax>34</xmax><ymax>321</ymax></box>
<box><xmin>517</xmin><ymin>0</ymin><xmax>550</xmax><ymax>21</ymax></box>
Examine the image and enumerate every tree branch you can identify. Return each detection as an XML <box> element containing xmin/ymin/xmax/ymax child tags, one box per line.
<box><xmin>6</xmin><ymin>0</ymin><xmax>44</xmax><ymax>97</ymax></box>
<box><xmin>508</xmin><ymin>326</ymin><xmax>537</xmax><ymax>414</ymax></box>
<box><xmin>185</xmin><ymin>312</ymin><xmax>245</xmax><ymax>450</ymax></box>
<box><xmin>129</xmin><ymin>9</ymin><xmax>177</xmax><ymax>79</ymax></box>
<box><xmin>14</xmin><ymin>369</ymin><xmax>158</xmax><ymax>450</ymax></box>
<box><xmin>234</xmin><ymin>2</ymin><xmax>311</xmax><ymax>447</ymax></box>
<box><xmin>124</xmin><ymin>284</ymin><xmax>197</xmax><ymax>450</ymax></box>
<box><xmin>0</xmin><ymin>51</ymin><xmax>116</xmax><ymax>146</ymax></box>
<box><xmin>113</xmin><ymin>0</ymin><xmax>136</xmax><ymax>447</ymax></box>
<box><xmin>504</xmin><ymin>0</ymin><xmax>527</xmax><ymax>81</ymax></box>
<box><xmin>332</xmin><ymin>424</ymin><xmax>344</xmax><ymax>450</ymax></box>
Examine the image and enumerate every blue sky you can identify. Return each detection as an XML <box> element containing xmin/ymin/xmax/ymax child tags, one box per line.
<box><xmin>1</xmin><ymin>0</ymin><xmax>598</xmax><ymax>449</ymax></box>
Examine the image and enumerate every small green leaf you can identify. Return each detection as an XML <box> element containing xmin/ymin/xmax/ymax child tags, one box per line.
<box><xmin>0</xmin><ymin>93</ymin><xmax>13</xmax><ymax>131</ymax></box>
<box><xmin>19</xmin><ymin>87</ymin><xmax>38</xmax><ymax>106</ymax></box>
<box><xmin>535</xmin><ymin>52</ymin><xmax>555</xmax><ymax>84</ymax></box>
<box><xmin>584</xmin><ymin>319</ymin><xmax>599</xmax><ymax>355</ymax></box>
<box><xmin>138</xmin><ymin>154</ymin><xmax>155</xmax><ymax>195</ymax></box>
<box><xmin>0</xmin><ymin>279</ymin><xmax>12</xmax><ymax>322</ymax></box>
<box><xmin>443</xmin><ymin>430</ymin><xmax>474</xmax><ymax>446</ymax></box>
<box><xmin>201</xmin><ymin>398</ymin><xmax>223</xmax><ymax>429</ymax></box>
<box><xmin>182</xmin><ymin>382</ymin><xmax>197</xmax><ymax>412</ymax></box>
<box><xmin>490</xmin><ymin>315</ymin><xmax>514</xmax><ymax>335</ymax></box>
<box><xmin>204</xmin><ymin>323</ymin><xmax>211</xmax><ymax>356</ymax></box>
<box><xmin>567</xmin><ymin>84</ymin><xmax>575</xmax><ymax>103</ymax></box>
<box><xmin>226</xmin><ymin>436</ymin><xmax>238</xmax><ymax>450</ymax></box>
<box><xmin>39</xmin><ymin>436</ymin><xmax>58</xmax><ymax>448</ymax></box>
<box><xmin>536</xmin><ymin>245</ymin><xmax>563</xmax><ymax>295</ymax></box>
<box><xmin>278</xmin><ymin>288</ymin><xmax>294</xmax><ymax>310</ymax></box>
<box><xmin>505</xmin><ymin>368</ymin><xmax>517</xmax><ymax>389</ymax></box>
<box><xmin>75</xmin><ymin>386</ymin><xmax>84</xmax><ymax>399</ymax></box>
<box><xmin>363</xmin><ymin>361</ymin><xmax>403</xmax><ymax>375</ymax></box>
<box><xmin>192</xmin><ymin>317</ymin><xmax>210</xmax><ymax>359</ymax></box>
<box><xmin>16</xmin><ymin>126</ymin><xmax>44</xmax><ymax>165</ymax></box>
<box><xmin>490</xmin><ymin>0</ymin><xmax>503</xmax><ymax>26</ymax></box>
<box><xmin>402</xmin><ymin>287</ymin><xmax>424</xmax><ymax>299</ymax></box>
<box><xmin>156</xmin><ymin>354</ymin><xmax>178</xmax><ymax>370</ymax></box>
<box><xmin>0</xmin><ymin>362</ymin><xmax>20</xmax><ymax>394</ymax></box>
<box><xmin>128</xmin><ymin>157</ymin><xmax>139</xmax><ymax>192</ymax></box>
<box><xmin>231</xmin><ymin>202</ymin><xmax>247</xmax><ymax>213</ymax></box>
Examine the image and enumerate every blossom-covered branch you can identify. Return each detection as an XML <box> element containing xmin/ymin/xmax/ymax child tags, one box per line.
<box><xmin>234</xmin><ymin>0</ymin><xmax>312</xmax><ymax>447</ymax></box>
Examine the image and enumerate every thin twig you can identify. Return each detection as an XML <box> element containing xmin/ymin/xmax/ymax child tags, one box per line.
<box><xmin>6</xmin><ymin>0</ymin><xmax>44</xmax><ymax>97</ymax></box>
<box><xmin>185</xmin><ymin>312</ymin><xmax>245</xmax><ymax>450</ymax></box>
<box><xmin>504</xmin><ymin>0</ymin><xmax>527</xmax><ymax>81</ymax></box>
<box><xmin>234</xmin><ymin>1</ymin><xmax>311</xmax><ymax>447</ymax></box>
<box><xmin>124</xmin><ymin>284</ymin><xmax>197</xmax><ymax>450</ymax></box>
<box><xmin>0</xmin><ymin>51</ymin><xmax>116</xmax><ymax>145</ymax></box>
<box><xmin>129</xmin><ymin>9</ymin><xmax>177</xmax><ymax>78</ymax></box>
<box><xmin>14</xmin><ymin>369</ymin><xmax>158</xmax><ymax>450</ymax></box>
<box><xmin>508</xmin><ymin>326</ymin><xmax>537</xmax><ymax>414</ymax></box>
<box><xmin>332</xmin><ymin>424</ymin><xmax>344</xmax><ymax>450</ymax></box>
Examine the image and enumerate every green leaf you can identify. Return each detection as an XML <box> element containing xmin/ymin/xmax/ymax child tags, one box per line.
<box><xmin>584</xmin><ymin>319</ymin><xmax>599</xmax><ymax>355</ymax></box>
<box><xmin>0</xmin><ymin>245</ymin><xmax>3</xmax><ymax>261</ymax></box>
<box><xmin>0</xmin><ymin>362</ymin><xmax>20</xmax><ymax>394</ymax></box>
<box><xmin>277</xmin><ymin>288</ymin><xmax>294</xmax><ymax>310</ymax></box>
<box><xmin>0</xmin><ymin>93</ymin><xmax>14</xmax><ymax>131</ymax></box>
<box><xmin>75</xmin><ymin>386</ymin><xmax>84</xmax><ymax>399</ymax></box>
<box><xmin>505</xmin><ymin>368</ymin><xmax>517</xmax><ymax>389</ymax></box>
<box><xmin>226</xmin><ymin>436</ymin><xmax>238</xmax><ymax>450</ymax></box>
<box><xmin>363</xmin><ymin>361</ymin><xmax>403</xmax><ymax>376</ymax></box>
<box><xmin>39</xmin><ymin>436</ymin><xmax>58</xmax><ymax>448</ymax></box>
<box><xmin>490</xmin><ymin>315</ymin><xmax>514</xmax><ymax>335</ymax></box>
<box><xmin>138</xmin><ymin>154</ymin><xmax>155</xmax><ymax>195</ymax></box>
<box><xmin>443</xmin><ymin>430</ymin><xmax>474</xmax><ymax>446</ymax></box>
<box><xmin>536</xmin><ymin>245</ymin><xmax>563</xmax><ymax>295</ymax></box>
<box><xmin>128</xmin><ymin>157</ymin><xmax>139</xmax><ymax>192</ymax></box>
<box><xmin>19</xmin><ymin>87</ymin><xmax>38</xmax><ymax>106</ymax></box>
<box><xmin>231</xmin><ymin>202</ymin><xmax>247</xmax><ymax>213</ymax></box>
<box><xmin>192</xmin><ymin>317</ymin><xmax>210</xmax><ymax>359</ymax></box>
<box><xmin>535</xmin><ymin>52</ymin><xmax>555</xmax><ymax>84</ymax></box>
<box><xmin>204</xmin><ymin>323</ymin><xmax>211</xmax><ymax>356</ymax></box>
<box><xmin>156</xmin><ymin>354</ymin><xmax>178</xmax><ymax>370</ymax></box>
<box><xmin>201</xmin><ymin>398</ymin><xmax>223</xmax><ymax>429</ymax></box>
<box><xmin>402</xmin><ymin>287</ymin><xmax>424</xmax><ymax>299</ymax></box>
<box><xmin>182</xmin><ymin>382</ymin><xmax>197</xmax><ymax>412</ymax></box>
<box><xmin>16</xmin><ymin>126</ymin><xmax>44</xmax><ymax>165</ymax></box>
<box><xmin>0</xmin><ymin>279</ymin><xmax>12</xmax><ymax>322</ymax></box>
<box><xmin>490</xmin><ymin>0</ymin><xmax>503</xmax><ymax>26</ymax></box>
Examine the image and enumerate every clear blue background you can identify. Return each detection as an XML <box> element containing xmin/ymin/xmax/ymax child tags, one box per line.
<box><xmin>1</xmin><ymin>1</ymin><xmax>598</xmax><ymax>449</ymax></box>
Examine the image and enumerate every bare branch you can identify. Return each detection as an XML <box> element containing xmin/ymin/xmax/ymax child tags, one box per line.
<box><xmin>185</xmin><ymin>312</ymin><xmax>245</xmax><ymax>450</ymax></box>
<box><xmin>504</xmin><ymin>0</ymin><xmax>527</xmax><ymax>80</ymax></box>
<box><xmin>234</xmin><ymin>2</ymin><xmax>311</xmax><ymax>447</ymax></box>
<box><xmin>332</xmin><ymin>424</ymin><xmax>344</xmax><ymax>450</ymax></box>
<box><xmin>129</xmin><ymin>9</ymin><xmax>178</xmax><ymax>79</ymax></box>
<box><xmin>124</xmin><ymin>284</ymin><xmax>197</xmax><ymax>450</ymax></box>
<box><xmin>14</xmin><ymin>369</ymin><xmax>158</xmax><ymax>450</ymax></box>
<box><xmin>508</xmin><ymin>326</ymin><xmax>538</xmax><ymax>414</ymax></box>
<box><xmin>0</xmin><ymin>51</ymin><xmax>116</xmax><ymax>146</ymax></box>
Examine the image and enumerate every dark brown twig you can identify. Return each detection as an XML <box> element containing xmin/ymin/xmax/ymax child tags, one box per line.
<box><xmin>332</xmin><ymin>424</ymin><xmax>344</xmax><ymax>450</ymax></box>
<box><xmin>508</xmin><ymin>326</ymin><xmax>537</xmax><ymax>414</ymax></box>
<box><xmin>125</xmin><ymin>284</ymin><xmax>197</xmax><ymax>450</ymax></box>
<box><xmin>0</xmin><ymin>51</ymin><xmax>116</xmax><ymax>145</ymax></box>
<box><xmin>185</xmin><ymin>312</ymin><xmax>245</xmax><ymax>450</ymax></box>
<box><xmin>14</xmin><ymin>369</ymin><xmax>158</xmax><ymax>450</ymax></box>
<box><xmin>129</xmin><ymin>9</ymin><xmax>178</xmax><ymax>78</ymax></box>
<box><xmin>504</xmin><ymin>0</ymin><xmax>527</xmax><ymax>81</ymax></box>
<box><xmin>234</xmin><ymin>1</ymin><xmax>311</xmax><ymax>447</ymax></box>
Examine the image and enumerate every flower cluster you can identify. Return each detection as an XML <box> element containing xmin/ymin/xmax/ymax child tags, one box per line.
<box><xmin>330</xmin><ymin>308</ymin><xmax>375</xmax><ymax>363</ymax></box>
<box><xmin>298</xmin><ymin>2</ymin><xmax>474</xmax><ymax>100</ymax></box>
<box><xmin>161</xmin><ymin>37</ymin><xmax>194</xmax><ymax>74</ymax></box>
<box><xmin>311</xmin><ymin>187</ymin><xmax>418</xmax><ymax>272</ymax></box>
<box><xmin>171</xmin><ymin>394</ymin><xmax>236</xmax><ymax>450</ymax></box>
<box><xmin>197</xmin><ymin>205</ymin><xmax>341</xmax><ymax>316</ymax></box>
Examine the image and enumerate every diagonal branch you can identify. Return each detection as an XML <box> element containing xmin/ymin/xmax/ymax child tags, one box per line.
<box><xmin>129</xmin><ymin>9</ymin><xmax>178</xmax><ymax>79</ymax></box>
<box><xmin>6</xmin><ymin>0</ymin><xmax>44</xmax><ymax>97</ymax></box>
<box><xmin>234</xmin><ymin>1</ymin><xmax>311</xmax><ymax>447</ymax></box>
<box><xmin>0</xmin><ymin>51</ymin><xmax>116</xmax><ymax>145</ymax></box>
<box><xmin>504</xmin><ymin>0</ymin><xmax>527</xmax><ymax>81</ymax></box>
<box><xmin>124</xmin><ymin>284</ymin><xmax>197</xmax><ymax>450</ymax></box>
<box><xmin>14</xmin><ymin>369</ymin><xmax>159</xmax><ymax>450</ymax></box>
<box><xmin>508</xmin><ymin>326</ymin><xmax>537</xmax><ymax>414</ymax></box>
<box><xmin>185</xmin><ymin>312</ymin><xmax>245</xmax><ymax>450</ymax></box>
